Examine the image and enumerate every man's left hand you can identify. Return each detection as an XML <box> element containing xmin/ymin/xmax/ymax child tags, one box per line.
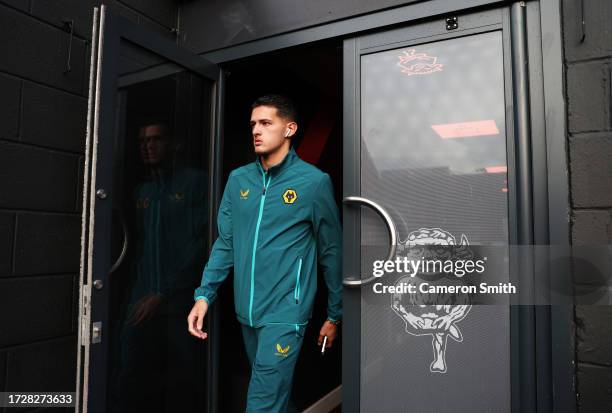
<box><xmin>128</xmin><ymin>292</ymin><xmax>164</xmax><ymax>325</ymax></box>
<box><xmin>317</xmin><ymin>320</ymin><xmax>339</xmax><ymax>349</ymax></box>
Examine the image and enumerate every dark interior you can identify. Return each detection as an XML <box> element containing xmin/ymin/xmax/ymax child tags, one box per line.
<box><xmin>217</xmin><ymin>37</ymin><xmax>344</xmax><ymax>411</ymax></box>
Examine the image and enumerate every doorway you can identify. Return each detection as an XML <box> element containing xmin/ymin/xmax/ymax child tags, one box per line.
<box><xmin>215</xmin><ymin>38</ymin><xmax>343</xmax><ymax>412</ymax></box>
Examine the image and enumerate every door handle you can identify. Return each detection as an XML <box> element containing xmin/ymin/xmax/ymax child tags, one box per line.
<box><xmin>342</xmin><ymin>196</ymin><xmax>397</xmax><ymax>287</ymax></box>
<box><xmin>109</xmin><ymin>212</ymin><xmax>128</xmax><ymax>274</ymax></box>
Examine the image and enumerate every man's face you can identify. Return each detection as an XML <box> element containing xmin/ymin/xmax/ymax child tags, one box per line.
<box><xmin>250</xmin><ymin>105</ymin><xmax>293</xmax><ymax>156</ymax></box>
<box><xmin>138</xmin><ymin>124</ymin><xmax>169</xmax><ymax>166</ymax></box>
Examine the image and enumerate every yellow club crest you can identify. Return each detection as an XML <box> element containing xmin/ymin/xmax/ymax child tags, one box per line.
<box><xmin>283</xmin><ymin>189</ymin><xmax>297</xmax><ymax>204</ymax></box>
<box><xmin>136</xmin><ymin>198</ymin><xmax>150</xmax><ymax>209</ymax></box>
<box><xmin>275</xmin><ymin>343</ymin><xmax>290</xmax><ymax>356</ymax></box>
<box><xmin>240</xmin><ymin>189</ymin><xmax>250</xmax><ymax>199</ymax></box>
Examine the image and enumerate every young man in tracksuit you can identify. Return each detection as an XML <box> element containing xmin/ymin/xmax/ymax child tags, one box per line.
<box><xmin>187</xmin><ymin>94</ymin><xmax>342</xmax><ymax>412</ymax></box>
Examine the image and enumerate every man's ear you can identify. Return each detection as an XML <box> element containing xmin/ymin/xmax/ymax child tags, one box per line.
<box><xmin>285</xmin><ymin>121</ymin><xmax>298</xmax><ymax>138</ymax></box>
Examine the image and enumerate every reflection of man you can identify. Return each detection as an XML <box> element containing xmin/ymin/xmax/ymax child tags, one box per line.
<box><xmin>111</xmin><ymin>122</ymin><xmax>207</xmax><ymax>412</ymax></box>
<box><xmin>187</xmin><ymin>94</ymin><xmax>343</xmax><ymax>413</ymax></box>
<box><xmin>128</xmin><ymin>123</ymin><xmax>169</xmax><ymax>323</ymax></box>
<box><xmin>129</xmin><ymin>122</ymin><xmax>207</xmax><ymax>322</ymax></box>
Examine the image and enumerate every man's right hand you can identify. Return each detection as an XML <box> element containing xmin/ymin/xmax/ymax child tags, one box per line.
<box><xmin>187</xmin><ymin>299</ymin><xmax>209</xmax><ymax>339</ymax></box>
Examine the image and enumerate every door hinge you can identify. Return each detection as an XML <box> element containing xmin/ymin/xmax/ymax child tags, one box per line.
<box><xmin>80</xmin><ymin>284</ymin><xmax>91</xmax><ymax>346</ymax></box>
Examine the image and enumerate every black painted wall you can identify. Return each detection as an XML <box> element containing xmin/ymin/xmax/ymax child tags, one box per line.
<box><xmin>562</xmin><ymin>0</ymin><xmax>612</xmax><ymax>411</ymax></box>
<box><xmin>0</xmin><ymin>0</ymin><xmax>178</xmax><ymax>410</ymax></box>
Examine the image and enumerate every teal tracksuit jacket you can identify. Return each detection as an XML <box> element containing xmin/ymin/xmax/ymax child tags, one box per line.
<box><xmin>194</xmin><ymin>146</ymin><xmax>343</xmax><ymax>328</ymax></box>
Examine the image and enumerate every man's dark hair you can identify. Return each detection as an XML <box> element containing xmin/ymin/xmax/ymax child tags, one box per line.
<box><xmin>251</xmin><ymin>94</ymin><xmax>298</xmax><ymax>122</ymax></box>
<box><xmin>137</xmin><ymin>117</ymin><xmax>173</xmax><ymax>139</ymax></box>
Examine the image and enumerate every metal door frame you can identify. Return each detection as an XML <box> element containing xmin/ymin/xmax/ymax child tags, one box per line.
<box><xmin>341</xmin><ymin>5</ymin><xmax>533</xmax><ymax>412</ymax></box>
<box><xmin>76</xmin><ymin>4</ymin><xmax>224</xmax><ymax>412</ymax></box>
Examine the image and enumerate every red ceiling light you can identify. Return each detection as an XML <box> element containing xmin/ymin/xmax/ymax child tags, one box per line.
<box><xmin>431</xmin><ymin>119</ymin><xmax>500</xmax><ymax>139</ymax></box>
<box><xmin>484</xmin><ymin>165</ymin><xmax>507</xmax><ymax>173</ymax></box>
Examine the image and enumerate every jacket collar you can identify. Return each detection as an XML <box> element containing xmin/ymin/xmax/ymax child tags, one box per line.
<box><xmin>255</xmin><ymin>145</ymin><xmax>298</xmax><ymax>177</ymax></box>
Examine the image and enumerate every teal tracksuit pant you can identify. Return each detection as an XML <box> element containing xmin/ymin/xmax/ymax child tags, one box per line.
<box><xmin>240</xmin><ymin>322</ymin><xmax>307</xmax><ymax>413</ymax></box>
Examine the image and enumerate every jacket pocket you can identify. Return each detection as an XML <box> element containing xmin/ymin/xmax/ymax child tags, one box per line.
<box><xmin>293</xmin><ymin>257</ymin><xmax>303</xmax><ymax>304</ymax></box>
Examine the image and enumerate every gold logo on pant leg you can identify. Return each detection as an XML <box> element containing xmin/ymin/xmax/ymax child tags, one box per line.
<box><xmin>275</xmin><ymin>343</ymin><xmax>290</xmax><ymax>357</ymax></box>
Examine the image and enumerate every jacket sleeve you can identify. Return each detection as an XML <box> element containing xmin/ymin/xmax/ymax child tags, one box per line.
<box><xmin>193</xmin><ymin>172</ymin><xmax>234</xmax><ymax>306</ymax></box>
<box><xmin>311</xmin><ymin>173</ymin><xmax>343</xmax><ymax>322</ymax></box>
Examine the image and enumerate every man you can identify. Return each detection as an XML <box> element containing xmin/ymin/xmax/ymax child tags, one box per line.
<box><xmin>187</xmin><ymin>94</ymin><xmax>342</xmax><ymax>412</ymax></box>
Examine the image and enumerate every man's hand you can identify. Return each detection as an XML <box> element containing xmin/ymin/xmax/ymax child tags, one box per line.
<box><xmin>128</xmin><ymin>292</ymin><xmax>164</xmax><ymax>325</ymax></box>
<box><xmin>187</xmin><ymin>299</ymin><xmax>209</xmax><ymax>339</ymax></box>
<box><xmin>317</xmin><ymin>320</ymin><xmax>339</xmax><ymax>349</ymax></box>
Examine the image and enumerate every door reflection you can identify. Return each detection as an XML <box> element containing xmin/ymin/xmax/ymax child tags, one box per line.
<box><xmin>107</xmin><ymin>72</ymin><xmax>210</xmax><ymax>412</ymax></box>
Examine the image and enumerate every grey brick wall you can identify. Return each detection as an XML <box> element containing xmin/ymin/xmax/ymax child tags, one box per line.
<box><xmin>0</xmin><ymin>0</ymin><xmax>178</xmax><ymax>408</ymax></box>
<box><xmin>562</xmin><ymin>0</ymin><xmax>612</xmax><ymax>411</ymax></box>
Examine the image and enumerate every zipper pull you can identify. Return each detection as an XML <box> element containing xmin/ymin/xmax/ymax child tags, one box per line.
<box><xmin>262</xmin><ymin>171</ymin><xmax>268</xmax><ymax>195</ymax></box>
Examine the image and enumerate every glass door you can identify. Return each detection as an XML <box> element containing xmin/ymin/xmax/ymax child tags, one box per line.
<box><xmin>77</xmin><ymin>5</ymin><xmax>222</xmax><ymax>413</ymax></box>
<box><xmin>342</xmin><ymin>5</ymin><xmax>536</xmax><ymax>412</ymax></box>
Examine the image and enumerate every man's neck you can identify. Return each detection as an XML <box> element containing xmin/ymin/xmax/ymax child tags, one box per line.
<box><xmin>260</xmin><ymin>144</ymin><xmax>290</xmax><ymax>171</ymax></box>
